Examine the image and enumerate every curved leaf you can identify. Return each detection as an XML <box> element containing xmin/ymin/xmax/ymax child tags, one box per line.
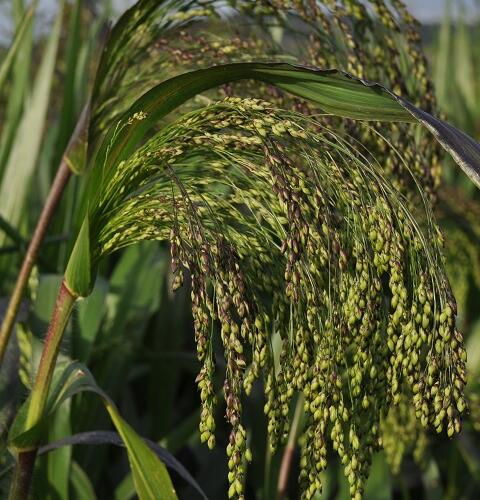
<box><xmin>38</xmin><ymin>430</ymin><xmax>206</xmax><ymax>500</ymax></box>
<box><xmin>91</xmin><ymin>0</ymin><xmax>161</xmax><ymax>106</ymax></box>
<box><xmin>105</xmin><ymin>404</ymin><xmax>178</xmax><ymax>500</ymax></box>
<box><xmin>64</xmin><ymin>215</ymin><xmax>93</xmax><ymax>297</ymax></box>
<box><xmin>70</xmin><ymin>461</ymin><xmax>97</xmax><ymax>500</ymax></box>
<box><xmin>8</xmin><ymin>360</ymin><xmax>178</xmax><ymax>500</ymax></box>
<box><xmin>0</xmin><ymin>1</ymin><xmax>64</xmax><ymax>249</ymax></box>
<box><xmin>91</xmin><ymin>63</ymin><xmax>480</xmax><ymax>197</ymax></box>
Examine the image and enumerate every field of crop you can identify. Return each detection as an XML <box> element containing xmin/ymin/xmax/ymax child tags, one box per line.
<box><xmin>0</xmin><ymin>1</ymin><xmax>479</xmax><ymax>499</ymax></box>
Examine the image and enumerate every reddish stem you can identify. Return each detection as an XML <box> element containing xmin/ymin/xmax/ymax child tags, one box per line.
<box><xmin>0</xmin><ymin>104</ymin><xmax>88</xmax><ymax>365</ymax></box>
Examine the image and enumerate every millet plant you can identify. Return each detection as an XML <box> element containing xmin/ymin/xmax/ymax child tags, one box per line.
<box><xmin>1</xmin><ymin>1</ymin><xmax>480</xmax><ymax>499</ymax></box>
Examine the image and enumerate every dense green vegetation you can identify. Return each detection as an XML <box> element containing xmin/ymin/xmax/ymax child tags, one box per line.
<box><xmin>0</xmin><ymin>1</ymin><xmax>479</xmax><ymax>498</ymax></box>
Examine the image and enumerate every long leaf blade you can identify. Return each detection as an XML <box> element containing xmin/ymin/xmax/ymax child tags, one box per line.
<box><xmin>91</xmin><ymin>63</ymin><xmax>480</xmax><ymax>195</ymax></box>
<box><xmin>0</xmin><ymin>1</ymin><xmax>36</xmax><ymax>93</ymax></box>
<box><xmin>0</xmin><ymin>1</ymin><xmax>64</xmax><ymax>248</ymax></box>
<box><xmin>104</xmin><ymin>406</ymin><xmax>178</xmax><ymax>500</ymax></box>
<box><xmin>8</xmin><ymin>360</ymin><xmax>178</xmax><ymax>500</ymax></box>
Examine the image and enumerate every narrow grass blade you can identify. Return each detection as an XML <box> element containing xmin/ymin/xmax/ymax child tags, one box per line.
<box><xmin>38</xmin><ymin>431</ymin><xmax>207</xmax><ymax>499</ymax></box>
<box><xmin>0</xmin><ymin>2</ymin><xmax>64</xmax><ymax>248</ymax></box>
<box><xmin>454</xmin><ymin>11</ymin><xmax>477</xmax><ymax>114</ymax></box>
<box><xmin>434</xmin><ymin>0</ymin><xmax>452</xmax><ymax>110</ymax></box>
<box><xmin>56</xmin><ymin>0</ymin><xmax>82</xmax><ymax>147</ymax></box>
<box><xmin>8</xmin><ymin>360</ymin><xmax>178</xmax><ymax>500</ymax></box>
<box><xmin>0</xmin><ymin>2</ymin><xmax>36</xmax><ymax>93</ymax></box>
<box><xmin>70</xmin><ymin>461</ymin><xmax>97</xmax><ymax>500</ymax></box>
<box><xmin>74</xmin><ymin>277</ymin><xmax>108</xmax><ymax>363</ymax></box>
<box><xmin>104</xmin><ymin>407</ymin><xmax>178</xmax><ymax>500</ymax></box>
<box><xmin>0</xmin><ymin>0</ymin><xmax>35</xmax><ymax>176</ymax></box>
<box><xmin>42</xmin><ymin>401</ymin><xmax>72</xmax><ymax>500</ymax></box>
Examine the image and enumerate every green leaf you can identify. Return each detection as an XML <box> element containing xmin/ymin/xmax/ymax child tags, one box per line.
<box><xmin>8</xmin><ymin>356</ymin><xmax>79</xmax><ymax>449</ymax></box>
<box><xmin>105</xmin><ymin>404</ymin><xmax>178</xmax><ymax>500</ymax></box>
<box><xmin>454</xmin><ymin>9</ymin><xmax>477</xmax><ymax>115</ymax></box>
<box><xmin>75</xmin><ymin>276</ymin><xmax>108</xmax><ymax>363</ymax></box>
<box><xmin>70</xmin><ymin>461</ymin><xmax>97</xmax><ymax>500</ymax></box>
<box><xmin>466</xmin><ymin>318</ymin><xmax>480</xmax><ymax>379</ymax></box>
<box><xmin>31</xmin><ymin>274</ymin><xmax>64</xmax><ymax>335</ymax></box>
<box><xmin>55</xmin><ymin>0</ymin><xmax>84</xmax><ymax>161</ymax></box>
<box><xmin>73</xmin><ymin>243</ymin><xmax>167</xmax><ymax>474</ymax></box>
<box><xmin>364</xmin><ymin>452</ymin><xmax>392</xmax><ymax>500</ymax></box>
<box><xmin>64</xmin><ymin>215</ymin><xmax>93</xmax><ymax>297</ymax></box>
<box><xmin>91</xmin><ymin>0</ymin><xmax>160</xmax><ymax>106</ymax></box>
<box><xmin>9</xmin><ymin>360</ymin><xmax>178</xmax><ymax>500</ymax></box>
<box><xmin>0</xmin><ymin>1</ymin><xmax>36</xmax><ymax>93</ymax></box>
<box><xmin>92</xmin><ymin>243</ymin><xmax>166</xmax><ymax>396</ymax></box>
<box><xmin>65</xmin><ymin>366</ymin><xmax>177</xmax><ymax>499</ymax></box>
<box><xmin>434</xmin><ymin>0</ymin><xmax>452</xmax><ymax>111</ymax></box>
<box><xmin>8</xmin><ymin>395</ymin><xmax>43</xmax><ymax>449</ymax></box>
<box><xmin>0</xmin><ymin>213</ymin><xmax>26</xmax><ymax>249</ymax></box>
<box><xmin>115</xmin><ymin>397</ymin><xmax>204</xmax><ymax>500</ymax></box>
<box><xmin>16</xmin><ymin>324</ymin><xmax>40</xmax><ymax>390</ymax></box>
<box><xmin>41</xmin><ymin>400</ymin><xmax>72</xmax><ymax>500</ymax></box>
<box><xmin>0</xmin><ymin>0</ymin><xmax>34</xmax><ymax>178</ymax></box>
<box><xmin>0</xmin><ymin>322</ymin><xmax>21</xmax><ymax>440</ymax></box>
<box><xmin>90</xmin><ymin>62</ymin><xmax>480</xmax><ymax>208</ymax></box>
<box><xmin>0</xmin><ymin>1</ymin><xmax>64</xmax><ymax>248</ymax></box>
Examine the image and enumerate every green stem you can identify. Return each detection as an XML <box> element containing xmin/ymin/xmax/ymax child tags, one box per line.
<box><xmin>8</xmin><ymin>279</ymin><xmax>76</xmax><ymax>499</ymax></box>
<box><xmin>26</xmin><ymin>280</ymin><xmax>76</xmax><ymax>429</ymax></box>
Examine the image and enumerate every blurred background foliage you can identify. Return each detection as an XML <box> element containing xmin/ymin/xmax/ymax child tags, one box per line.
<box><xmin>0</xmin><ymin>0</ymin><xmax>480</xmax><ymax>498</ymax></box>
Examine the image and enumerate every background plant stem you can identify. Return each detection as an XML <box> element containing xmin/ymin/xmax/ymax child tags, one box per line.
<box><xmin>0</xmin><ymin>104</ymin><xmax>88</xmax><ymax>366</ymax></box>
<box><xmin>0</xmin><ymin>161</ymin><xmax>71</xmax><ymax>364</ymax></box>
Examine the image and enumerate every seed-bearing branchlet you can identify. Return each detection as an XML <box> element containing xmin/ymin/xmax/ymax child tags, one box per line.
<box><xmin>90</xmin><ymin>96</ymin><xmax>466</xmax><ymax>499</ymax></box>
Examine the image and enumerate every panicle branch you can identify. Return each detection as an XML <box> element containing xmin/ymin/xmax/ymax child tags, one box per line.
<box><xmin>86</xmin><ymin>98</ymin><xmax>466</xmax><ymax>499</ymax></box>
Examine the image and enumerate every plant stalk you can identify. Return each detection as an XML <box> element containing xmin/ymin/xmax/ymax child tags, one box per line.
<box><xmin>8</xmin><ymin>449</ymin><xmax>37</xmax><ymax>500</ymax></box>
<box><xmin>0</xmin><ymin>103</ymin><xmax>88</xmax><ymax>366</ymax></box>
<box><xmin>0</xmin><ymin>162</ymin><xmax>71</xmax><ymax>364</ymax></box>
<box><xmin>26</xmin><ymin>280</ymin><xmax>76</xmax><ymax>428</ymax></box>
<box><xmin>8</xmin><ymin>279</ymin><xmax>76</xmax><ymax>499</ymax></box>
<box><xmin>277</xmin><ymin>394</ymin><xmax>304</xmax><ymax>499</ymax></box>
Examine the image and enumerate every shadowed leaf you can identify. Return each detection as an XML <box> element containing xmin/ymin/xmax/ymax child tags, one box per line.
<box><xmin>90</xmin><ymin>63</ymin><xmax>480</xmax><ymax>205</ymax></box>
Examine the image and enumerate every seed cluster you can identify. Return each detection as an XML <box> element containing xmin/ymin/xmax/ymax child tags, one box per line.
<box><xmin>380</xmin><ymin>394</ymin><xmax>428</xmax><ymax>474</ymax></box>
<box><xmin>232</xmin><ymin>0</ymin><xmax>442</xmax><ymax>197</ymax></box>
<box><xmin>87</xmin><ymin>98</ymin><xmax>467</xmax><ymax>498</ymax></box>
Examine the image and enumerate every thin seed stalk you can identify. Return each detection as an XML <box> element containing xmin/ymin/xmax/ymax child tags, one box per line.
<box><xmin>8</xmin><ymin>279</ymin><xmax>76</xmax><ymax>499</ymax></box>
